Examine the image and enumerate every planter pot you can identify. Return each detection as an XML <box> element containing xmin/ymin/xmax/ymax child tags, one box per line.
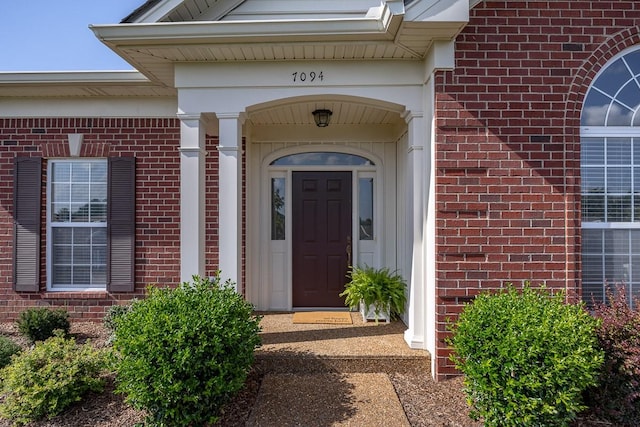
<box><xmin>360</xmin><ymin>301</ymin><xmax>390</xmax><ymax>323</ymax></box>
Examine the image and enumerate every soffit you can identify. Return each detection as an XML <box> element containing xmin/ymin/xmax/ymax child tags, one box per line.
<box><xmin>0</xmin><ymin>71</ymin><xmax>176</xmax><ymax>98</ymax></box>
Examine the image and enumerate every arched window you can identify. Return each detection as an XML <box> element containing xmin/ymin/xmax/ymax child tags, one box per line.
<box><xmin>270</xmin><ymin>152</ymin><xmax>375</xmax><ymax>166</ymax></box>
<box><xmin>581</xmin><ymin>46</ymin><xmax>640</xmax><ymax>306</ymax></box>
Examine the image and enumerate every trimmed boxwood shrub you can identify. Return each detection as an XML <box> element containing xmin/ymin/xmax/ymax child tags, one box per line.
<box><xmin>16</xmin><ymin>307</ymin><xmax>70</xmax><ymax>343</ymax></box>
<box><xmin>449</xmin><ymin>285</ymin><xmax>603</xmax><ymax>427</ymax></box>
<box><xmin>585</xmin><ymin>285</ymin><xmax>640</xmax><ymax>426</ymax></box>
<box><xmin>112</xmin><ymin>275</ymin><xmax>262</xmax><ymax>427</ymax></box>
<box><xmin>0</xmin><ymin>332</ymin><xmax>107</xmax><ymax>426</ymax></box>
<box><xmin>0</xmin><ymin>336</ymin><xmax>21</xmax><ymax>369</ymax></box>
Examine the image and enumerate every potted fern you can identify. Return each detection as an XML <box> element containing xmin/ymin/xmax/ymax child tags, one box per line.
<box><xmin>339</xmin><ymin>265</ymin><xmax>407</xmax><ymax>323</ymax></box>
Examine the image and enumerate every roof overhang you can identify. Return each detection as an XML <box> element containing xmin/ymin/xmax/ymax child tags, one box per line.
<box><xmin>91</xmin><ymin>1</ymin><xmax>468</xmax><ymax>86</ymax></box>
<box><xmin>0</xmin><ymin>71</ymin><xmax>176</xmax><ymax>98</ymax></box>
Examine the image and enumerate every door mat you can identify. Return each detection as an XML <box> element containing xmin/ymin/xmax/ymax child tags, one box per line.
<box><xmin>292</xmin><ymin>311</ymin><xmax>353</xmax><ymax>325</ymax></box>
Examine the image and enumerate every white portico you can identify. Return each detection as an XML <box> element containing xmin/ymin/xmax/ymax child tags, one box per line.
<box><xmin>91</xmin><ymin>0</ymin><xmax>474</xmax><ymax>372</ymax></box>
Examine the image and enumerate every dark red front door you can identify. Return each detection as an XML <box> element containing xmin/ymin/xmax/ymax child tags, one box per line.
<box><xmin>292</xmin><ymin>171</ymin><xmax>352</xmax><ymax>307</ymax></box>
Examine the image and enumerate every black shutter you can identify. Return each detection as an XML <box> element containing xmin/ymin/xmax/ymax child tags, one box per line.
<box><xmin>107</xmin><ymin>157</ymin><xmax>135</xmax><ymax>292</ymax></box>
<box><xmin>13</xmin><ymin>157</ymin><xmax>42</xmax><ymax>292</ymax></box>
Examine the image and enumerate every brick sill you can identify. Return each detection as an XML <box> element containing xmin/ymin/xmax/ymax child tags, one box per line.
<box><xmin>43</xmin><ymin>291</ymin><xmax>109</xmax><ymax>300</ymax></box>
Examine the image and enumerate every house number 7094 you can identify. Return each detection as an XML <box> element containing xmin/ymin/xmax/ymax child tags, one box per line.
<box><xmin>292</xmin><ymin>71</ymin><xmax>324</xmax><ymax>82</ymax></box>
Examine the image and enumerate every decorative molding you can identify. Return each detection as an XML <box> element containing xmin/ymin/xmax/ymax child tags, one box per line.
<box><xmin>67</xmin><ymin>134</ymin><xmax>84</xmax><ymax>157</ymax></box>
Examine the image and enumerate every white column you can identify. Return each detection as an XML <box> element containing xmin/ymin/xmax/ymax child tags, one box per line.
<box><xmin>217</xmin><ymin>113</ymin><xmax>245</xmax><ymax>291</ymax></box>
<box><xmin>178</xmin><ymin>113</ymin><xmax>207</xmax><ymax>283</ymax></box>
<box><xmin>403</xmin><ymin>111</ymin><xmax>427</xmax><ymax>350</ymax></box>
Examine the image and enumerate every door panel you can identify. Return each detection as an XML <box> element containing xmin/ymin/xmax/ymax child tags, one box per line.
<box><xmin>292</xmin><ymin>171</ymin><xmax>352</xmax><ymax>307</ymax></box>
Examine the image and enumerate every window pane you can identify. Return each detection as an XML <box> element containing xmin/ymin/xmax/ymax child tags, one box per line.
<box><xmin>607</xmin><ymin>102</ymin><xmax>634</xmax><ymax>126</ymax></box>
<box><xmin>594</xmin><ymin>58</ymin><xmax>629</xmax><ymax>97</ymax></box>
<box><xmin>52</xmin><ymin>266</ymin><xmax>71</xmax><ymax>285</ymax></box>
<box><xmin>607</xmin><ymin>138</ymin><xmax>632</xmax><ymax>165</ymax></box>
<box><xmin>626</xmin><ymin>49</ymin><xmax>640</xmax><ymax>75</ymax></box>
<box><xmin>607</xmin><ymin>195</ymin><xmax>632</xmax><ymax>221</ymax></box>
<box><xmin>52</xmin><ymin>227</ymin><xmax>72</xmax><ymax>244</ymax></box>
<box><xmin>271</xmin><ymin>178</ymin><xmax>285</xmax><ymax>240</ymax></box>
<box><xmin>617</xmin><ymin>81</ymin><xmax>640</xmax><ymax>112</ymax></box>
<box><xmin>607</xmin><ymin>167</ymin><xmax>632</xmax><ymax>193</ymax></box>
<box><xmin>71</xmin><ymin>203</ymin><xmax>90</xmax><ymax>222</ymax></box>
<box><xmin>582</xmin><ymin>229</ymin><xmax>603</xmax><ymax>253</ymax></box>
<box><xmin>91</xmin><ymin>163</ymin><xmax>107</xmax><ymax>183</ymax></box>
<box><xmin>359</xmin><ymin>178</ymin><xmax>374</xmax><ymax>240</ymax></box>
<box><xmin>92</xmin><ymin>267</ymin><xmax>106</xmax><ymax>285</ymax></box>
<box><xmin>581</xmin><ymin>138</ymin><xmax>605</xmax><ymax>164</ymax></box>
<box><xmin>52</xmin><ymin>204</ymin><xmax>71</xmax><ymax>222</ymax></box>
<box><xmin>52</xmin><ymin>162</ymin><xmax>70</xmax><ymax>182</ymax></box>
<box><xmin>582</xmin><ymin>255</ymin><xmax>603</xmax><ymax>283</ymax></box>
<box><xmin>73</xmin><ymin>267</ymin><xmax>91</xmax><ymax>284</ymax></box>
<box><xmin>581</xmin><ymin>167</ymin><xmax>604</xmax><ymax>193</ymax></box>
<box><xmin>605</xmin><ymin>255</ymin><xmax>630</xmax><ymax>283</ymax></box>
<box><xmin>51</xmin><ymin>226</ymin><xmax>106</xmax><ymax>288</ymax></box>
<box><xmin>53</xmin><ymin>183</ymin><xmax>70</xmax><ymax>203</ymax></box>
<box><xmin>604</xmin><ymin>229</ymin><xmax>629</xmax><ymax>254</ymax></box>
<box><xmin>92</xmin><ymin>228</ymin><xmax>107</xmax><ymax>244</ymax></box>
<box><xmin>271</xmin><ymin>152</ymin><xmax>374</xmax><ymax>166</ymax></box>
<box><xmin>581</xmin><ymin>195</ymin><xmax>605</xmax><ymax>222</ymax></box>
<box><xmin>581</xmin><ymin>90</ymin><xmax>610</xmax><ymax>126</ymax></box>
<box><xmin>71</xmin><ymin>163</ymin><xmax>90</xmax><ymax>182</ymax></box>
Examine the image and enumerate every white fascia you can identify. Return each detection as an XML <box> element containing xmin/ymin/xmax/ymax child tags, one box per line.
<box><xmin>0</xmin><ymin>70</ymin><xmax>149</xmax><ymax>85</ymax></box>
<box><xmin>404</xmin><ymin>0</ymin><xmax>470</xmax><ymax>22</ymax></box>
<box><xmin>91</xmin><ymin>2</ymin><xmax>404</xmax><ymax>45</ymax></box>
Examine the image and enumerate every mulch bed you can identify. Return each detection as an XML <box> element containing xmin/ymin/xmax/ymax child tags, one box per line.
<box><xmin>0</xmin><ymin>323</ymin><xmax>613</xmax><ymax>426</ymax></box>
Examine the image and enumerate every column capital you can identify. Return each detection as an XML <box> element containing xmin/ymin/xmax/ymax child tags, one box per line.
<box><xmin>177</xmin><ymin>112</ymin><xmax>204</xmax><ymax>123</ymax></box>
<box><xmin>216</xmin><ymin>112</ymin><xmax>246</xmax><ymax>124</ymax></box>
<box><xmin>402</xmin><ymin>110</ymin><xmax>424</xmax><ymax>124</ymax></box>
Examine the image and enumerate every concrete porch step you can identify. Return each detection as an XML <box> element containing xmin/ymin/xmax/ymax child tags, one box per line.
<box><xmin>254</xmin><ymin>353</ymin><xmax>430</xmax><ymax>374</ymax></box>
<box><xmin>254</xmin><ymin>312</ymin><xmax>431</xmax><ymax>375</ymax></box>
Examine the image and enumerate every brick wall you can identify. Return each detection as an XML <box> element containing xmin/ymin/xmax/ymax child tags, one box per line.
<box><xmin>0</xmin><ymin>118</ymin><xmax>223</xmax><ymax>320</ymax></box>
<box><xmin>434</xmin><ymin>1</ymin><xmax>640</xmax><ymax>379</ymax></box>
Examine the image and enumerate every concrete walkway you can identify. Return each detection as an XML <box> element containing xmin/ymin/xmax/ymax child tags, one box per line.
<box><xmin>248</xmin><ymin>312</ymin><xmax>430</xmax><ymax>426</ymax></box>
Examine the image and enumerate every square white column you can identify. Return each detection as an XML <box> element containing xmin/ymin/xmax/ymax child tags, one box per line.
<box><xmin>403</xmin><ymin>111</ymin><xmax>428</xmax><ymax>350</ymax></box>
<box><xmin>178</xmin><ymin>113</ymin><xmax>207</xmax><ymax>283</ymax></box>
<box><xmin>217</xmin><ymin>113</ymin><xmax>245</xmax><ymax>291</ymax></box>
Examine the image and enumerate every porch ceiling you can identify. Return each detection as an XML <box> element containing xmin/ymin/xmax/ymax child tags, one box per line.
<box><xmin>247</xmin><ymin>100</ymin><xmax>404</xmax><ymax>127</ymax></box>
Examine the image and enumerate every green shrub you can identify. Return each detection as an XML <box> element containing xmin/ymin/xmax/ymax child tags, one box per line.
<box><xmin>0</xmin><ymin>336</ymin><xmax>21</xmax><ymax>369</ymax></box>
<box><xmin>112</xmin><ymin>275</ymin><xmax>262</xmax><ymax>427</ymax></box>
<box><xmin>449</xmin><ymin>285</ymin><xmax>603</xmax><ymax>427</ymax></box>
<box><xmin>0</xmin><ymin>332</ymin><xmax>107</xmax><ymax>426</ymax></box>
<box><xmin>103</xmin><ymin>301</ymin><xmax>135</xmax><ymax>345</ymax></box>
<box><xmin>16</xmin><ymin>307</ymin><xmax>70</xmax><ymax>343</ymax></box>
<box><xmin>585</xmin><ymin>285</ymin><xmax>640</xmax><ymax>426</ymax></box>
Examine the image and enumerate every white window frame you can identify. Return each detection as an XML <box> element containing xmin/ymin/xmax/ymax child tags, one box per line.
<box><xmin>46</xmin><ymin>159</ymin><xmax>108</xmax><ymax>291</ymax></box>
<box><xmin>581</xmin><ymin>45</ymin><xmax>640</xmax><ymax>305</ymax></box>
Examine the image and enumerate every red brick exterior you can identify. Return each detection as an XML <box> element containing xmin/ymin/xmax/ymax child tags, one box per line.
<box><xmin>434</xmin><ymin>1</ymin><xmax>640</xmax><ymax>379</ymax></box>
<box><xmin>0</xmin><ymin>118</ymin><xmax>224</xmax><ymax>320</ymax></box>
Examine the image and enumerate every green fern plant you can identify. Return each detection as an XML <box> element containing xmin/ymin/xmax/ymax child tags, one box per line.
<box><xmin>340</xmin><ymin>265</ymin><xmax>407</xmax><ymax>321</ymax></box>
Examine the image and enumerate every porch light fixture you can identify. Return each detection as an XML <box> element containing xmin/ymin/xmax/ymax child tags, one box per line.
<box><xmin>312</xmin><ymin>109</ymin><xmax>332</xmax><ymax>127</ymax></box>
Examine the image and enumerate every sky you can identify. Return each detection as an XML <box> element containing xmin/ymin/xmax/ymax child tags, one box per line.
<box><xmin>0</xmin><ymin>1</ymin><xmax>146</xmax><ymax>72</ymax></box>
